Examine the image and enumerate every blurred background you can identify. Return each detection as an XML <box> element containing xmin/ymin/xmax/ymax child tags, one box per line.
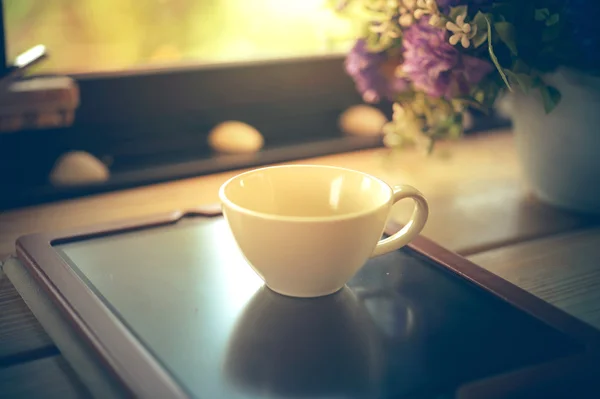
<box><xmin>0</xmin><ymin>1</ymin><xmax>508</xmax><ymax>211</ymax></box>
<box><xmin>5</xmin><ymin>0</ymin><xmax>358</xmax><ymax>73</ymax></box>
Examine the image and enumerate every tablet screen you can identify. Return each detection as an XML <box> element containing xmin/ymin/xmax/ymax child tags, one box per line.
<box><xmin>54</xmin><ymin>216</ymin><xmax>581</xmax><ymax>399</ymax></box>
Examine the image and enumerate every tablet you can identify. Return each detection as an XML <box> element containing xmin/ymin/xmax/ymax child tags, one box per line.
<box><xmin>16</xmin><ymin>207</ymin><xmax>600</xmax><ymax>398</ymax></box>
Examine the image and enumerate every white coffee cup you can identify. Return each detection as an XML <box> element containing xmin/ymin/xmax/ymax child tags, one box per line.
<box><xmin>219</xmin><ymin>165</ymin><xmax>429</xmax><ymax>297</ymax></box>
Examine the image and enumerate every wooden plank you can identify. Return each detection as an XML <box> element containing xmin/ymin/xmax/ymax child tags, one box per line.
<box><xmin>0</xmin><ymin>355</ymin><xmax>90</xmax><ymax>399</ymax></box>
<box><xmin>1</xmin><ymin>257</ymin><xmax>129</xmax><ymax>398</ymax></box>
<box><xmin>469</xmin><ymin>228</ymin><xmax>600</xmax><ymax>330</ymax></box>
<box><xmin>0</xmin><ymin>273</ymin><xmax>55</xmax><ymax>361</ymax></box>
<box><xmin>0</xmin><ymin>131</ymin><xmax>593</xmax><ymax>260</ymax></box>
<box><xmin>0</xmin><ymin>131</ymin><xmax>594</xmax><ymax>366</ymax></box>
<box><xmin>390</xmin><ymin>176</ymin><xmax>594</xmax><ymax>256</ymax></box>
<box><xmin>0</xmin><ymin>131</ymin><xmax>594</xmax><ymax>396</ymax></box>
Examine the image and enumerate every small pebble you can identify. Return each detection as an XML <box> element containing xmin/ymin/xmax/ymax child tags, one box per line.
<box><xmin>339</xmin><ymin>105</ymin><xmax>388</xmax><ymax>136</ymax></box>
<box><xmin>208</xmin><ymin>121</ymin><xmax>264</xmax><ymax>154</ymax></box>
<box><xmin>50</xmin><ymin>150</ymin><xmax>110</xmax><ymax>186</ymax></box>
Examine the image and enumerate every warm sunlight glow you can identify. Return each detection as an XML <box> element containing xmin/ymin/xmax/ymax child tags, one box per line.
<box><xmin>5</xmin><ymin>0</ymin><xmax>359</xmax><ymax>73</ymax></box>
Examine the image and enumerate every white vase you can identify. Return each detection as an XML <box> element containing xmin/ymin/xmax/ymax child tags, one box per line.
<box><xmin>498</xmin><ymin>68</ymin><xmax>600</xmax><ymax>214</ymax></box>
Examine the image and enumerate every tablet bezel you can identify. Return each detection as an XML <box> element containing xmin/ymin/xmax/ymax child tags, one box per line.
<box><xmin>15</xmin><ymin>205</ymin><xmax>600</xmax><ymax>398</ymax></box>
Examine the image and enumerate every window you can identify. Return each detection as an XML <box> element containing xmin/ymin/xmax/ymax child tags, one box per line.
<box><xmin>5</xmin><ymin>0</ymin><xmax>359</xmax><ymax>74</ymax></box>
<box><xmin>1</xmin><ymin>1</ymin><xmax>389</xmax><ymax>210</ymax></box>
<box><xmin>0</xmin><ymin>1</ymin><xmax>509</xmax><ymax>211</ymax></box>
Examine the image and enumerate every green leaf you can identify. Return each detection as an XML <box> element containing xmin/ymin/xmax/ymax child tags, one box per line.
<box><xmin>504</xmin><ymin>70</ymin><xmax>533</xmax><ymax>93</ymax></box>
<box><xmin>471</xmin><ymin>31</ymin><xmax>488</xmax><ymax>48</ymax></box>
<box><xmin>481</xmin><ymin>80</ymin><xmax>502</xmax><ymax>108</ymax></box>
<box><xmin>546</xmin><ymin>13</ymin><xmax>559</xmax><ymax>26</ymax></box>
<box><xmin>432</xmin><ymin>15</ymin><xmax>450</xmax><ymax>28</ymax></box>
<box><xmin>449</xmin><ymin>5</ymin><xmax>468</xmax><ymax>20</ymax></box>
<box><xmin>494</xmin><ymin>21</ymin><xmax>518</xmax><ymax>55</ymax></box>
<box><xmin>535</xmin><ymin>8</ymin><xmax>550</xmax><ymax>21</ymax></box>
<box><xmin>472</xmin><ymin>11</ymin><xmax>488</xmax><ymax>31</ymax></box>
<box><xmin>539</xmin><ymin>85</ymin><xmax>561</xmax><ymax>113</ymax></box>
<box><xmin>485</xmin><ymin>16</ymin><xmax>512</xmax><ymax>92</ymax></box>
<box><xmin>471</xmin><ymin>12</ymin><xmax>489</xmax><ymax>47</ymax></box>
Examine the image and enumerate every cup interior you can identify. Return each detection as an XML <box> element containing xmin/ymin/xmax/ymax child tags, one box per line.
<box><xmin>220</xmin><ymin>165</ymin><xmax>392</xmax><ymax>219</ymax></box>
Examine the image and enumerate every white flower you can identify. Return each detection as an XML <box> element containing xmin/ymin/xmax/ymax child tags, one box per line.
<box><xmin>370</xmin><ymin>20</ymin><xmax>401</xmax><ymax>38</ymax></box>
<box><xmin>413</xmin><ymin>0</ymin><xmax>442</xmax><ymax>26</ymax></box>
<box><xmin>415</xmin><ymin>0</ymin><xmax>435</xmax><ymax>16</ymax></box>
<box><xmin>446</xmin><ymin>14</ymin><xmax>476</xmax><ymax>48</ymax></box>
<box><xmin>397</xmin><ymin>0</ymin><xmax>419</xmax><ymax>26</ymax></box>
<box><xmin>397</xmin><ymin>0</ymin><xmax>444</xmax><ymax>28</ymax></box>
<box><xmin>399</xmin><ymin>13</ymin><xmax>414</xmax><ymax>27</ymax></box>
<box><xmin>428</xmin><ymin>14</ymin><xmax>441</xmax><ymax>26</ymax></box>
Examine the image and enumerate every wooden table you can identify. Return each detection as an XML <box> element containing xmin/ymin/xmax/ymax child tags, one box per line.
<box><xmin>2</xmin><ymin>130</ymin><xmax>600</xmax><ymax>397</ymax></box>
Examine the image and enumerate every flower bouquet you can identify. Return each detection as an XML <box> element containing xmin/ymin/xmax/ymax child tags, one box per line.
<box><xmin>336</xmin><ymin>0</ymin><xmax>600</xmax><ymax>153</ymax></box>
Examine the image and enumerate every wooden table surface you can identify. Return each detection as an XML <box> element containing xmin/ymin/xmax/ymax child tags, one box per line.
<box><xmin>2</xmin><ymin>130</ymin><xmax>600</xmax><ymax>398</ymax></box>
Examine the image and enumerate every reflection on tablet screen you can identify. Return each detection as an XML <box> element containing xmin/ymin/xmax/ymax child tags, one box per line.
<box><xmin>55</xmin><ymin>217</ymin><xmax>581</xmax><ymax>398</ymax></box>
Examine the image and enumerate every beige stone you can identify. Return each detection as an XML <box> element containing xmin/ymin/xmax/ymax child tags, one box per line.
<box><xmin>50</xmin><ymin>151</ymin><xmax>110</xmax><ymax>186</ymax></box>
<box><xmin>339</xmin><ymin>105</ymin><xmax>388</xmax><ymax>136</ymax></box>
<box><xmin>208</xmin><ymin>121</ymin><xmax>264</xmax><ymax>154</ymax></box>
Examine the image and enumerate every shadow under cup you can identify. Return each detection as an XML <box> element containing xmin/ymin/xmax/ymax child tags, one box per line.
<box><xmin>219</xmin><ymin>165</ymin><xmax>397</xmax><ymax>298</ymax></box>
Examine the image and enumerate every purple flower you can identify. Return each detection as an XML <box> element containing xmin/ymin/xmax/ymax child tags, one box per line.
<box><xmin>401</xmin><ymin>18</ymin><xmax>493</xmax><ymax>98</ymax></box>
<box><xmin>344</xmin><ymin>40</ymin><xmax>409</xmax><ymax>103</ymax></box>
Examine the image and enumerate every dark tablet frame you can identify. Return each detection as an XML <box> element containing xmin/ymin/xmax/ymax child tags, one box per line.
<box><xmin>15</xmin><ymin>207</ymin><xmax>600</xmax><ymax>398</ymax></box>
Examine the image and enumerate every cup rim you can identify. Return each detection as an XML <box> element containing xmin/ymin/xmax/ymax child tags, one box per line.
<box><xmin>218</xmin><ymin>164</ymin><xmax>393</xmax><ymax>223</ymax></box>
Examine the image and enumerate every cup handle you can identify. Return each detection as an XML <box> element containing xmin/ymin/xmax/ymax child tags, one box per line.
<box><xmin>370</xmin><ymin>184</ymin><xmax>429</xmax><ymax>258</ymax></box>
